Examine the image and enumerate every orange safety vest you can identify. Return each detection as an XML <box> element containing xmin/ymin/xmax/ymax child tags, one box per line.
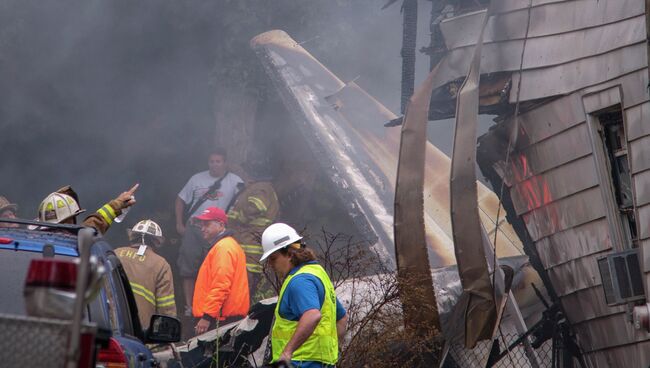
<box><xmin>192</xmin><ymin>235</ymin><xmax>250</xmax><ymax>320</ymax></box>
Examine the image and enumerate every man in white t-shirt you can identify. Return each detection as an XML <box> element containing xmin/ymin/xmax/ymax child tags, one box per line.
<box><xmin>175</xmin><ymin>147</ymin><xmax>243</xmax><ymax>315</ymax></box>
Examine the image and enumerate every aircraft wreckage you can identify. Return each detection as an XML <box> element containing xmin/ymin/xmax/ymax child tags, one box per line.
<box><xmin>156</xmin><ymin>0</ymin><xmax>650</xmax><ymax>367</ymax></box>
<box><xmin>154</xmin><ymin>29</ymin><xmax>542</xmax><ymax>368</ymax></box>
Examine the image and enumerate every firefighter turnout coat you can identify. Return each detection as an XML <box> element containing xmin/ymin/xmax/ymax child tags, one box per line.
<box><xmin>116</xmin><ymin>245</ymin><xmax>176</xmax><ymax>327</ymax></box>
<box><xmin>227</xmin><ymin>181</ymin><xmax>279</xmax><ymax>275</ymax></box>
<box><xmin>52</xmin><ymin>185</ymin><xmax>131</xmax><ymax>235</ymax></box>
<box><xmin>84</xmin><ymin>199</ymin><xmax>127</xmax><ymax>235</ymax></box>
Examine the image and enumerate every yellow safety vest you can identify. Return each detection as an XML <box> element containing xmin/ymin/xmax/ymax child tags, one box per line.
<box><xmin>271</xmin><ymin>264</ymin><xmax>338</xmax><ymax>365</ymax></box>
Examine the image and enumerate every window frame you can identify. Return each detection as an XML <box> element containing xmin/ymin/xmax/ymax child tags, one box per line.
<box><xmin>583</xmin><ymin>86</ymin><xmax>638</xmax><ymax>251</ymax></box>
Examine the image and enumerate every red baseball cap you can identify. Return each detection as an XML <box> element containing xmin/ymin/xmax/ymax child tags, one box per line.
<box><xmin>194</xmin><ymin>207</ymin><xmax>228</xmax><ymax>224</ymax></box>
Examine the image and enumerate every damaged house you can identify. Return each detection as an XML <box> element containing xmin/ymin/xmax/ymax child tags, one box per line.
<box><xmin>425</xmin><ymin>0</ymin><xmax>650</xmax><ymax>366</ymax></box>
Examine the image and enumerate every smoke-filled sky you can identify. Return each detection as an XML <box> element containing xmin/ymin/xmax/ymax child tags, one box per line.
<box><xmin>0</xmin><ymin>1</ymin><xmax>490</xmax><ymax>242</ymax></box>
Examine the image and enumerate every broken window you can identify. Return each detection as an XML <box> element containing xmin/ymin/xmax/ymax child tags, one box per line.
<box><xmin>597</xmin><ymin>109</ymin><xmax>638</xmax><ymax>247</ymax></box>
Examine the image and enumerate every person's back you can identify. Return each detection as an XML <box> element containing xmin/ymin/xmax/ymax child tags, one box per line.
<box><xmin>116</xmin><ymin>220</ymin><xmax>176</xmax><ymax>327</ymax></box>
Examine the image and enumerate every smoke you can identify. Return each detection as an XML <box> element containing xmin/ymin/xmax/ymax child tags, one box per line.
<box><xmin>0</xmin><ymin>1</ymin><xmax>486</xmax><ymax>245</ymax></box>
<box><xmin>0</xmin><ymin>1</ymin><xmax>218</xmax><ymax>221</ymax></box>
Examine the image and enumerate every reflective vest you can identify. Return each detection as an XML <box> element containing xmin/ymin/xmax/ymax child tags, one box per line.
<box><xmin>271</xmin><ymin>264</ymin><xmax>338</xmax><ymax>365</ymax></box>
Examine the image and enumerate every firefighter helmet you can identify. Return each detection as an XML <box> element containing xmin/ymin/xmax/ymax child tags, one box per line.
<box><xmin>260</xmin><ymin>223</ymin><xmax>303</xmax><ymax>262</ymax></box>
<box><xmin>128</xmin><ymin>219</ymin><xmax>164</xmax><ymax>245</ymax></box>
<box><xmin>38</xmin><ymin>192</ymin><xmax>85</xmax><ymax>224</ymax></box>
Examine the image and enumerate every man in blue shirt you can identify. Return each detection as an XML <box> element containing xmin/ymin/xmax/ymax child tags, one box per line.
<box><xmin>261</xmin><ymin>223</ymin><xmax>347</xmax><ymax>368</ymax></box>
<box><xmin>277</xmin><ymin>260</ymin><xmax>347</xmax><ymax>325</ymax></box>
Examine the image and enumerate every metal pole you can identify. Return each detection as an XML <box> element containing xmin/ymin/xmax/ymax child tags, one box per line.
<box><xmin>482</xmin><ymin>229</ymin><xmax>542</xmax><ymax>368</ymax></box>
<box><xmin>65</xmin><ymin>227</ymin><xmax>95</xmax><ymax>368</ymax></box>
<box><xmin>428</xmin><ymin>0</ymin><xmax>447</xmax><ymax>71</ymax></box>
<box><xmin>646</xmin><ymin>0</ymin><xmax>650</xmax><ymax>93</ymax></box>
<box><xmin>505</xmin><ymin>292</ymin><xmax>542</xmax><ymax>368</ymax></box>
<box><xmin>400</xmin><ymin>0</ymin><xmax>418</xmax><ymax>114</ymax></box>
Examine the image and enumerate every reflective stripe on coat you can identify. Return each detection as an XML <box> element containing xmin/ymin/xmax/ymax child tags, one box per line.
<box><xmin>116</xmin><ymin>245</ymin><xmax>176</xmax><ymax>327</ymax></box>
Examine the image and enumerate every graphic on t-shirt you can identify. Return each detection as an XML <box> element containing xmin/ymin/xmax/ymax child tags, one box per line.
<box><xmin>179</xmin><ymin>171</ymin><xmax>244</xmax><ymax>216</ymax></box>
<box><xmin>206</xmin><ymin>191</ymin><xmax>223</xmax><ymax>200</ymax></box>
<box><xmin>193</xmin><ymin>188</ymin><xmax>224</xmax><ymax>202</ymax></box>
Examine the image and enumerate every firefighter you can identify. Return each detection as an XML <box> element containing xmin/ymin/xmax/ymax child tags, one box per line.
<box><xmin>192</xmin><ymin>207</ymin><xmax>249</xmax><ymax>335</ymax></box>
<box><xmin>228</xmin><ymin>159</ymin><xmax>280</xmax><ymax>303</ymax></box>
<box><xmin>38</xmin><ymin>184</ymin><xmax>138</xmax><ymax>235</ymax></box>
<box><xmin>0</xmin><ymin>196</ymin><xmax>19</xmax><ymax>228</ymax></box>
<box><xmin>115</xmin><ymin>219</ymin><xmax>176</xmax><ymax>327</ymax></box>
<box><xmin>260</xmin><ymin>223</ymin><xmax>348</xmax><ymax>367</ymax></box>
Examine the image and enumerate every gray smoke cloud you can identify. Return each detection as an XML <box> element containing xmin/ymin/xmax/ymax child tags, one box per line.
<box><xmin>0</xmin><ymin>1</ymin><xmax>486</xmax><ymax>246</ymax></box>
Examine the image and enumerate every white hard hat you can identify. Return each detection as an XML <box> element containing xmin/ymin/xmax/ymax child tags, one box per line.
<box><xmin>260</xmin><ymin>223</ymin><xmax>303</xmax><ymax>262</ymax></box>
<box><xmin>38</xmin><ymin>192</ymin><xmax>85</xmax><ymax>224</ymax></box>
<box><xmin>128</xmin><ymin>219</ymin><xmax>164</xmax><ymax>244</ymax></box>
